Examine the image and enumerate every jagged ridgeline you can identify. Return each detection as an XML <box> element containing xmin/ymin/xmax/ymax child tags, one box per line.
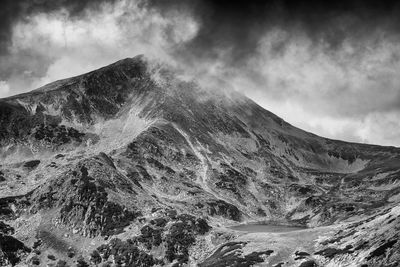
<box><xmin>1</xmin><ymin>55</ymin><xmax>400</xmax><ymax>266</ymax></box>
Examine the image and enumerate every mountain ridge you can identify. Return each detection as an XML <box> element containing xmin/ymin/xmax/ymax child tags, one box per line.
<box><xmin>2</xmin><ymin>55</ymin><xmax>398</xmax><ymax>149</ymax></box>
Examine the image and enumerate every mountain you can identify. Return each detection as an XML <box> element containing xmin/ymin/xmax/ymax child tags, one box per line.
<box><xmin>1</xmin><ymin>55</ymin><xmax>400</xmax><ymax>266</ymax></box>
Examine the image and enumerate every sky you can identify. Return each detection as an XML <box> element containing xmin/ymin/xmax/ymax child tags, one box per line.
<box><xmin>1</xmin><ymin>0</ymin><xmax>400</xmax><ymax>146</ymax></box>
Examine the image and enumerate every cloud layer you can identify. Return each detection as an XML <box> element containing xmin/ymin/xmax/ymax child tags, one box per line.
<box><xmin>1</xmin><ymin>0</ymin><xmax>400</xmax><ymax>146</ymax></box>
<box><xmin>0</xmin><ymin>0</ymin><xmax>198</xmax><ymax>92</ymax></box>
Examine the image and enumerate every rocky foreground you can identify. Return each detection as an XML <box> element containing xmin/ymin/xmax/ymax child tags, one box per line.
<box><xmin>0</xmin><ymin>56</ymin><xmax>400</xmax><ymax>266</ymax></box>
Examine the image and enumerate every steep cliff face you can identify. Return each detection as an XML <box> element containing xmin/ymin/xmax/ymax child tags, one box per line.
<box><xmin>1</xmin><ymin>56</ymin><xmax>400</xmax><ymax>266</ymax></box>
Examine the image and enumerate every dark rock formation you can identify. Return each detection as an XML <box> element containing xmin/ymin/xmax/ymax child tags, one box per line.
<box><xmin>0</xmin><ymin>222</ymin><xmax>30</xmax><ymax>266</ymax></box>
<box><xmin>199</xmin><ymin>242</ymin><xmax>273</xmax><ymax>267</ymax></box>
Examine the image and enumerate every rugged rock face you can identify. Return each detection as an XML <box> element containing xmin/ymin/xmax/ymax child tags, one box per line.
<box><xmin>0</xmin><ymin>222</ymin><xmax>30</xmax><ymax>266</ymax></box>
<box><xmin>30</xmin><ymin>159</ymin><xmax>142</xmax><ymax>237</ymax></box>
<box><xmin>1</xmin><ymin>55</ymin><xmax>400</xmax><ymax>266</ymax></box>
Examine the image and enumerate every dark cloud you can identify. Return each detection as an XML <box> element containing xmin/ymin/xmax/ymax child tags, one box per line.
<box><xmin>2</xmin><ymin>0</ymin><xmax>400</xmax><ymax>66</ymax></box>
<box><xmin>147</xmin><ymin>0</ymin><xmax>400</xmax><ymax>65</ymax></box>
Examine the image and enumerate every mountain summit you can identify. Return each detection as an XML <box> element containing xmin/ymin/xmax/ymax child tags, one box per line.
<box><xmin>1</xmin><ymin>56</ymin><xmax>400</xmax><ymax>266</ymax></box>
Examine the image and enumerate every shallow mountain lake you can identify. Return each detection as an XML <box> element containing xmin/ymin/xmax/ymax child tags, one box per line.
<box><xmin>229</xmin><ymin>223</ymin><xmax>307</xmax><ymax>233</ymax></box>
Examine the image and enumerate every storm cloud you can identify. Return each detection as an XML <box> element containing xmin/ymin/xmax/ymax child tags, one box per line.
<box><xmin>1</xmin><ymin>0</ymin><xmax>400</xmax><ymax>146</ymax></box>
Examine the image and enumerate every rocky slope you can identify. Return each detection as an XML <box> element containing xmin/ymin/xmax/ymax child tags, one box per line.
<box><xmin>0</xmin><ymin>55</ymin><xmax>400</xmax><ymax>266</ymax></box>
